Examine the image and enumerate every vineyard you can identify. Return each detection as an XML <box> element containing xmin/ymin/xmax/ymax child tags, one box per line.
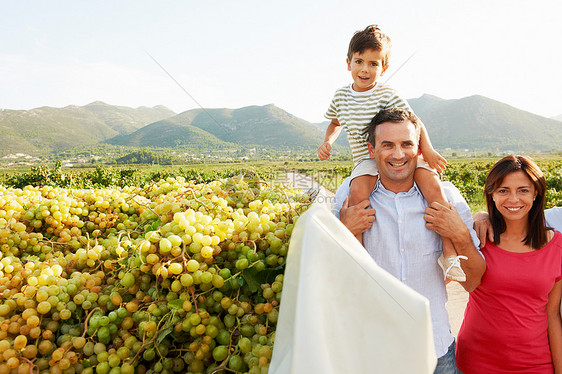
<box><xmin>0</xmin><ymin>157</ymin><xmax>560</xmax><ymax>373</ymax></box>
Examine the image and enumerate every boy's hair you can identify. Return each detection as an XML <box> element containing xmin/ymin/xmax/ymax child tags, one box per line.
<box><xmin>347</xmin><ymin>25</ymin><xmax>392</xmax><ymax>67</ymax></box>
<box><xmin>367</xmin><ymin>107</ymin><xmax>421</xmax><ymax>146</ymax></box>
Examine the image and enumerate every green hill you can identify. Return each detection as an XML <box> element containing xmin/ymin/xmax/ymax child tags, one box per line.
<box><xmin>107</xmin><ymin>104</ymin><xmax>329</xmax><ymax>150</ymax></box>
<box><xmin>105</xmin><ymin>118</ymin><xmax>231</xmax><ymax>150</ymax></box>
<box><xmin>83</xmin><ymin>101</ymin><xmax>176</xmax><ymax>135</ymax></box>
<box><xmin>167</xmin><ymin>105</ymin><xmax>324</xmax><ymax>148</ymax></box>
<box><xmin>409</xmin><ymin>94</ymin><xmax>562</xmax><ymax>151</ymax></box>
<box><xmin>0</xmin><ymin>103</ymin><xmax>176</xmax><ymax>156</ymax></box>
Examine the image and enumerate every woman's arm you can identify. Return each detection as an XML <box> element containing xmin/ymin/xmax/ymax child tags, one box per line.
<box><xmin>547</xmin><ymin>279</ymin><xmax>562</xmax><ymax>373</ymax></box>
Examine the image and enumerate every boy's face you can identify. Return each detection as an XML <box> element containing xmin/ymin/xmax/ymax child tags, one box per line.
<box><xmin>346</xmin><ymin>48</ymin><xmax>388</xmax><ymax>92</ymax></box>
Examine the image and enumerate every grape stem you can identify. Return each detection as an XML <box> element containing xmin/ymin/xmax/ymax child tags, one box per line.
<box><xmin>189</xmin><ymin>286</ymin><xmax>199</xmax><ymax>314</ymax></box>
<box><xmin>20</xmin><ymin>357</ymin><xmax>38</xmax><ymax>374</ymax></box>
<box><xmin>81</xmin><ymin>307</ymin><xmax>101</xmax><ymax>338</ymax></box>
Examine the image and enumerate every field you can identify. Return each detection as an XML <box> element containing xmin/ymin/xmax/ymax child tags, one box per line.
<box><xmin>2</xmin><ymin>156</ymin><xmax>562</xmax><ymax>213</ymax></box>
<box><xmin>0</xmin><ymin>157</ymin><xmax>560</xmax><ymax>373</ymax></box>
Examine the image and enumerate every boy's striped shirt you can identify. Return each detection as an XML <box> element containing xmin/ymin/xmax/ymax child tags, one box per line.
<box><xmin>325</xmin><ymin>83</ymin><xmax>412</xmax><ymax>166</ymax></box>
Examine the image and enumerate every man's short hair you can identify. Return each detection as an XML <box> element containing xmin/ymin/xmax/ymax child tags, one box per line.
<box><xmin>347</xmin><ymin>25</ymin><xmax>392</xmax><ymax>67</ymax></box>
<box><xmin>367</xmin><ymin>107</ymin><xmax>421</xmax><ymax>145</ymax></box>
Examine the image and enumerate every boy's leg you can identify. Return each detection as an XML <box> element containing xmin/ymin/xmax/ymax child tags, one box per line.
<box><xmin>348</xmin><ymin>174</ymin><xmax>378</xmax><ymax>245</ymax></box>
<box><xmin>415</xmin><ymin>167</ymin><xmax>467</xmax><ymax>282</ymax></box>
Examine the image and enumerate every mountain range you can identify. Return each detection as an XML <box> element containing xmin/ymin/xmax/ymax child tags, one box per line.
<box><xmin>408</xmin><ymin>95</ymin><xmax>562</xmax><ymax>151</ymax></box>
<box><xmin>1</xmin><ymin>96</ymin><xmax>561</xmax><ymax>158</ymax></box>
<box><xmin>105</xmin><ymin>104</ymin><xmax>325</xmax><ymax>150</ymax></box>
<box><xmin>0</xmin><ymin>102</ymin><xmax>176</xmax><ymax>156</ymax></box>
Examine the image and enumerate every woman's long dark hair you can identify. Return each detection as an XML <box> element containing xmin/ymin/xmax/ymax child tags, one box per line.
<box><xmin>484</xmin><ymin>155</ymin><xmax>548</xmax><ymax>249</ymax></box>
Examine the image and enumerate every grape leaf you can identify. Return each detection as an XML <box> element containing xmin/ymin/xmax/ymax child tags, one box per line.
<box><xmin>241</xmin><ymin>269</ymin><xmax>261</xmax><ymax>293</ymax></box>
<box><xmin>241</xmin><ymin>266</ymin><xmax>284</xmax><ymax>293</ymax></box>
<box><xmin>157</xmin><ymin>327</ymin><xmax>173</xmax><ymax>345</ymax></box>
<box><xmin>148</xmin><ymin>219</ymin><xmax>161</xmax><ymax>232</ymax></box>
<box><xmin>168</xmin><ymin>299</ymin><xmax>184</xmax><ymax>310</ymax></box>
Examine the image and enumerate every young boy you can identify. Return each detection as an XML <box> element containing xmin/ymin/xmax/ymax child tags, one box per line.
<box><xmin>319</xmin><ymin>24</ymin><xmax>466</xmax><ymax>282</ymax></box>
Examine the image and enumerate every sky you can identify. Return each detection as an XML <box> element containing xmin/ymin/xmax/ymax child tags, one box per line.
<box><xmin>1</xmin><ymin>0</ymin><xmax>561</xmax><ymax>123</ymax></box>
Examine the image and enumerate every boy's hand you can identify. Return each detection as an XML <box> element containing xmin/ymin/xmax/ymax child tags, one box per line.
<box><xmin>473</xmin><ymin>211</ymin><xmax>493</xmax><ymax>248</ymax></box>
<box><xmin>423</xmin><ymin>149</ymin><xmax>447</xmax><ymax>174</ymax></box>
<box><xmin>318</xmin><ymin>142</ymin><xmax>332</xmax><ymax>160</ymax></box>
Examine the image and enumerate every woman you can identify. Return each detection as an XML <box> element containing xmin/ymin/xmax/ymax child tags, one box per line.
<box><xmin>456</xmin><ymin>155</ymin><xmax>562</xmax><ymax>373</ymax></box>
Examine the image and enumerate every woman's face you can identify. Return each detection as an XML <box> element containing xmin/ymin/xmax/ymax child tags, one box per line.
<box><xmin>491</xmin><ymin>170</ymin><xmax>537</xmax><ymax>221</ymax></box>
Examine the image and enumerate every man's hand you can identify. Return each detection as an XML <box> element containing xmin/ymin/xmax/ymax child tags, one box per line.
<box><xmin>421</xmin><ymin>149</ymin><xmax>447</xmax><ymax>174</ymax></box>
<box><xmin>318</xmin><ymin>142</ymin><xmax>332</xmax><ymax>160</ymax></box>
<box><xmin>473</xmin><ymin>211</ymin><xmax>493</xmax><ymax>248</ymax></box>
<box><xmin>423</xmin><ymin>202</ymin><xmax>467</xmax><ymax>241</ymax></box>
<box><xmin>339</xmin><ymin>197</ymin><xmax>376</xmax><ymax>236</ymax></box>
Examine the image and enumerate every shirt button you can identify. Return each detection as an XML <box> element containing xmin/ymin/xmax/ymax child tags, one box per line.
<box><xmin>398</xmin><ymin>219</ymin><xmax>402</xmax><ymax>224</ymax></box>
<box><xmin>402</xmin><ymin>277</ymin><xmax>406</xmax><ymax>281</ymax></box>
<box><xmin>400</xmin><ymin>248</ymin><xmax>405</xmax><ymax>253</ymax></box>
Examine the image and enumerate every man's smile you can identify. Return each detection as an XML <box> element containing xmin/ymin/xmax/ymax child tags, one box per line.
<box><xmin>389</xmin><ymin>160</ymin><xmax>408</xmax><ymax>167</ymax></box>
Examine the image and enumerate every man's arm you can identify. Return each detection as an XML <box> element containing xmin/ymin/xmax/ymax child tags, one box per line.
<box><xmin>424</xmin><ymin>201</ymin><xmax>486</xmax><ymax>292</ymax></box>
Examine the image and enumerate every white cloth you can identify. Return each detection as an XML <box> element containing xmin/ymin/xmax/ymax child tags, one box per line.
<box><xmin>269</xmin><ymin>200</ymin><xmax>437</xmax><ymax>373</ymax></box>
<box><xmin>546</xmin><ymin>207</ymin><xmax>562</xmax><ymax>231</ymax></box>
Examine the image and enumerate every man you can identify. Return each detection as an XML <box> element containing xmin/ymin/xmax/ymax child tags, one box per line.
<box><xmin>547</xmin><ymin>207</ymin><xmax>562</xmax><ymax>230</ymax></box>
<box><xmin>334</xmin><ymin>107</ymin><xmax>486</xmax><ymax>373</ymax></box>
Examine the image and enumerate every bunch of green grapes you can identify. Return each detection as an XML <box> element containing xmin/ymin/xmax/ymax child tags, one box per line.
<box><xmin>0</xmin><ymin>173</ymin><xmax>311</xmax><ymax>374</ymax></box>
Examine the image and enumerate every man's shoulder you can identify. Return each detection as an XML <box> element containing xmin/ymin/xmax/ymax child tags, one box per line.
<box><xmin>441</xmin><ymin>181</ymin><xmax>466</xmax><ymax>203</ymax></box>
<box><xmin>441</xmin><ymin>181</ymin><xmax>460</xmax><ymax>193</ymax></box>
<box><xmin>546</xmin><ymin>207</ymin><xmax>562</xmax><ymax>231</ymax></box>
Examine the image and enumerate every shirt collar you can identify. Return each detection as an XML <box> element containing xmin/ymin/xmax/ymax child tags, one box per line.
<box><xmin>373</xmin><ymin>178</ymin><xmax>421</xmax><ymax>197</ymax></box>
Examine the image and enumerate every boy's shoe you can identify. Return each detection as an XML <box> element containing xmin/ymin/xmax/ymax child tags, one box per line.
<box><xmin>438</xmin><ymin>254</ymin><xmax>468</xmax><ymax>282</ymax></box>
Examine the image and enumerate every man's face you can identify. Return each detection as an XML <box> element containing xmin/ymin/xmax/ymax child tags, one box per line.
<box><xmin>368</xmin><ymin>120</ymin><xmax>420</xmax><ymax>192</ymax></box>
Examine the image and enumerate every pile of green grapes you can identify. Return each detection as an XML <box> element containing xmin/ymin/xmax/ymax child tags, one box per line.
<box><xmin>0</xmin><ymin>173</ymin><xmax>312</xmax><ymax>374</ymax></box>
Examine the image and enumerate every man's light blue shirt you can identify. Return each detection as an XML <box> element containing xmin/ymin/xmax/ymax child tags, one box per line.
<box><xmin>546</xmin><ymin>207</ymin><xmax>562</xmax><ymax>231</ymax></box>
<box><xmin>333</xmin><ymin>178</ymin><xmax>480</xmax><ymax>358</ymax></box>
